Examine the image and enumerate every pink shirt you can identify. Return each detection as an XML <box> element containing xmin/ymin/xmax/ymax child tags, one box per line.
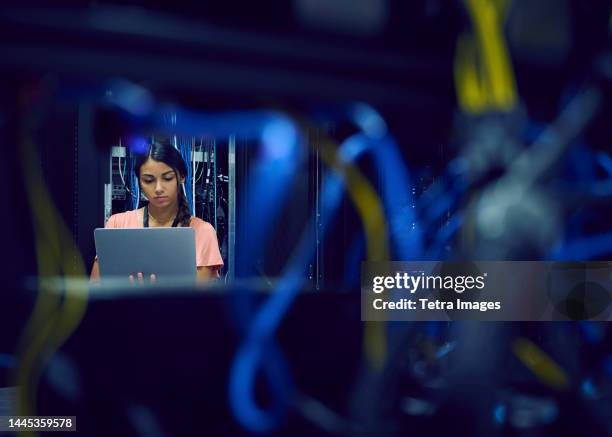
<box><xmin>105</xmin><ymin>209</ymin><xmax>224</xmax><ymax>276</ymax></box>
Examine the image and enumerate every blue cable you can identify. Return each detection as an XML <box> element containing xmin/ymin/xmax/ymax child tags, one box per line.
<box><xmin>214</xmin><ymin>140</ymin><xmax>217</xmax><ymax>231</ymax></box>
<box><xmin>130</xmin><ymin>156</ymin><xmax>140</xmax><ymax>210</ymax></box>
<box><xmin>348</xmin><ymin>105</ymin><xmax>457</xmax><ymax>351</ymax></box>
<box><xmin>136</xmin><ymin>107</ymin><xmax>424</xmax><ymax>433</ymax></box>
<box><xmin>233</xmin><ymin>116</ymin><xmax>302</xmax><ymax>277</ymax></box>
<box><xmin>227</xmin><ymin>114</ymin><xmax>302</xmax><ymax>433</ymax></box>
<box><xmin>347</xmin><ymin>104</ymin><xmax>423</xmax><ymax>259</ymax></box>
<box><xmin>178</xmin><ymin>137</ymin><xmax>194</xmax><ymax>214</ymax></box>
<box><xmin>188</xmin><ymin>139</ymin><xmax>194</xmax><ymax>214</ymax></box>
<box><xmin>425</xmin><ymin>213</ymin><xmax>465</xmax><ymax>260</ymax></box>
<box><xmin>229</xmin><ymin>162</ymin><xmax>346</xmax><ymax>432</ymax></box>
<box><xmin>230</xmin><ymin>117</ymin><xmax>402</xmax><ymax>433</ymax></box>
<box><xmin>597</xmin><ymin>152</ymin><xmax>612</xmax><ymax>178</ymax></box>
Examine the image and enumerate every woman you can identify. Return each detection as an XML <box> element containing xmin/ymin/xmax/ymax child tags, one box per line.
<box><xmin>90</xmin><ymin>140</ymin><xmax>223</xmax><ymax>283</ymax></box>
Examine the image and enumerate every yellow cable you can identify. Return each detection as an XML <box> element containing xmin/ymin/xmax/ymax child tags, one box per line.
<box><xmin>316</xmin><ymin>137</ymin><xmax>389</xmax><ymax>370</ymax></box>
<box><xmin>454</xmin><ymin>0</ymin><xmax>518</xmax><ymax>114</ymax></box>
<box><xmin>513</xmin><ymin>338</ymin><xmax>569</xmax><ymax>390</ymax></box>
<box><xmin>12</xmin><ymin>130</ymin><xmax>89</xmax><ymax>435</ymax></box>
<box><xmin>454</xmin><ymin>39</ymin><xmax>480</xmax><ymax>112</ymax></box>
<box><xmin>470</xmin><ymin>0</ymin><xmax>517</xmax><ymax>110</ymax></box>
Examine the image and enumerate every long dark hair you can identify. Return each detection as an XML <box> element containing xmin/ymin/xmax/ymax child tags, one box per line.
<box><xmin>134</xmin><ymin>139</ymin><xmax>191</xmax><ymax>227</ymax></box>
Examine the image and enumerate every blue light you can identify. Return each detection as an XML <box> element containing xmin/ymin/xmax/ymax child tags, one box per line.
<box><xmin>351</xmin><ymin>103</ymin><xmax>387</xmax><ymax>138</ymax></box>
<box><xmin>127</xmin><ymin>136</ymin><xmax>149</xmax><ymax>155</ymax></box>
<box><xmin>581</xmin><ymin>379</ymin><xmax>597</xmax><ymax>399</ymax></box>
<box><xmin>493</xmin><ymin>404</ymin><xmax>506</xmax><ymax>424</ymax></box>
<box><xmin>261</xmin><ymin>119</ymin><xmax>299</xmax><ymax>161</ymax></box>
<box><xmin>435</xmin><ymin>341</ymin><xmax>457</xmax><ymax>359</ymax></box>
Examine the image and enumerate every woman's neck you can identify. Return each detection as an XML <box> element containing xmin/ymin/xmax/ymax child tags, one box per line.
<box><xmin>147</xmin><ymin>203</ymin><xmax>178</xmax><ymax>225</ymax></box>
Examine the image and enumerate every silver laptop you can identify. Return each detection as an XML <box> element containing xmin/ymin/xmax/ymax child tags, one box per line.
<box><xmin>94</xmin><ymin>228</ymin><xmax>196</xmax><ymax>283</ymax></box>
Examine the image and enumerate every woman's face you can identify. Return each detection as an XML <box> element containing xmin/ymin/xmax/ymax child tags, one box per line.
<box><xmin>139</xmin><ymin>158</ymin><xmax>185</xmax><ymax>209</ymax></box>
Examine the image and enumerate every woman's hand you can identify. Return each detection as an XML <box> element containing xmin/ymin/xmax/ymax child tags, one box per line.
<box><xmin>92</xmin><ymin>260</ymin><xmax>157</xmax><ymax>285</ymax></box>
<box><xmin>129</xmin><ymin>272</ymin><xmax>157</xmax><ymax>285</ymax></box>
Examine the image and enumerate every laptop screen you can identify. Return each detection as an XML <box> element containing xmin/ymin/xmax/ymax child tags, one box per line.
<box><xmin>94</xmin><ymin>228</ymin><xmax>197</xmax><ymax>283</ymax></box>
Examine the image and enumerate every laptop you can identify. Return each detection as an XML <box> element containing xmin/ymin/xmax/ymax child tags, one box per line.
<box><xmin>94</xmin><ymin>228</ymin><xmax>196</xmax><ymax>283</ymax></box>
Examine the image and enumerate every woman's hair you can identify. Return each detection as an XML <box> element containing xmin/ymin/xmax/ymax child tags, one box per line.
<box><xmin>134</xmin><ymin>139</ymin><xmax>191</xmax><ymax>227</ymax></box>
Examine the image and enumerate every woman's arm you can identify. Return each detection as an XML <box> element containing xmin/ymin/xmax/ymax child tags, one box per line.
<box><xmin>90</xmin><ymin>259</ymin><xmax>100</xmax><ymax>283</ymax></box>
<box><xmin>193</xmin><ymin>220</ymin><xmax>223</xmax><ymax>284</ymax></box>
<box><xmin>196</xmin><ymin>266</ymin><xmax>216</xmax><ymax>283</ymax></box>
